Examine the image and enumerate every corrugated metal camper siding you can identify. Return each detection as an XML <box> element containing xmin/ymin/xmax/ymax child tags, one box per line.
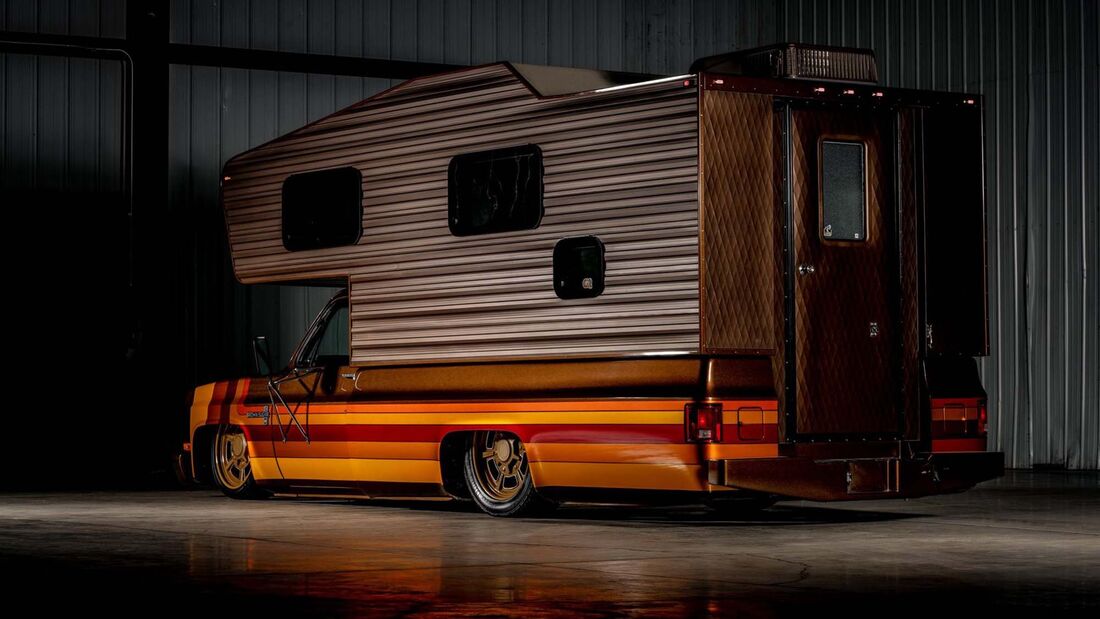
<box><xmin>777</xmin><ymin>0</ymin><xmax>1099</xmax><ymax>471</ymax></box>
<box><xmin>222</xmin><ymin>65</ymin><xmax>701</xmax><ymax>363</ymax></box>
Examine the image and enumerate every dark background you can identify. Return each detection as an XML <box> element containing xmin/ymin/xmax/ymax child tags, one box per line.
<box><xmin>1</xmin><ymin>0</ymin><xmax>1096</xmax><ymax>488</ymax></box>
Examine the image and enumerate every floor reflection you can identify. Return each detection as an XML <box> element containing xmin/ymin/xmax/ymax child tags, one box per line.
<box><xmin>1</xmin><ymin>471</ymin><xmax>1096</xmax><ymax>616</ymax></box>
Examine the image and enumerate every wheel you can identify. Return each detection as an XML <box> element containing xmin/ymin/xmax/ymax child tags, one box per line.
<box><xmin>463</xmin><ymin>431</ymin><xmax>553</xmax><ymax>517</ymax></box>
<box><xmin>705</xmin><ymin>493</ymin><xmax>776</xmax><ymax>515</ymax></box>
<box><xmin>211</xmin><ymin>424</ymin><xmax>269</xmax><ymax>500</ymax></box>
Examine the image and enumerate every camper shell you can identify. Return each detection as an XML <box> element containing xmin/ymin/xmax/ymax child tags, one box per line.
<box><xmin>200</xmin><ymin>44</ymin><xmax>1002</xmax><ymax>504</ymax></box>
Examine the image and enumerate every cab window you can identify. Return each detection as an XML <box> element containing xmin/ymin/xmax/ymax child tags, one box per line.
<box><xmin>297</xmin><ymin>299</ymin><xmax>349</xmax><ymax>368</ymax></box>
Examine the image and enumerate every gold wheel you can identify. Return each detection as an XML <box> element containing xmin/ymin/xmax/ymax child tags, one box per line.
<box><xmin>470</xmin><ymin>430</ymin><xmax>529</xmax><ymax>503</ymax></box>
<box><xmin>212</xmin><ymin>425</ymin><xmax>252</xmax><ymax>492</ymax></box>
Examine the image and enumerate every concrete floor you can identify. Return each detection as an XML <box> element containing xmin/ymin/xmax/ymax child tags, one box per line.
<box><xmin>1</xmin><ymin>471</ymin><xmax>1097</xmax><ymax>616</ymax></box>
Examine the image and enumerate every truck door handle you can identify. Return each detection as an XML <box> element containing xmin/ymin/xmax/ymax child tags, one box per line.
<box><xmin>798</xmin><ymin>264</ymin><xmax>816</xmax><ymax>276</ymax></box>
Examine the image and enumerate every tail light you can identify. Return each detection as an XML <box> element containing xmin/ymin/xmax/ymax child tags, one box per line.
<box><xmin>931</xmin><ymin>398</ymin><xmax>986</xmax><ymax>438</ymax></box>
<box><xmin>685</xmin><ymin>402</ymin><xmax>723</xmax><ymax>443</ymax></box>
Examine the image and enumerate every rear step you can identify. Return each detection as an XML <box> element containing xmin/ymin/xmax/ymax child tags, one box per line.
<box><xmin>708</xmin><ymin>452</ymin><xmax>1004</xmax><ymax>501</ymax></box>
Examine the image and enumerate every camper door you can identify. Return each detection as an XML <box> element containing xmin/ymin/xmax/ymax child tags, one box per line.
<box><xmin>781</xmin><ymin>103</ymin><xmax>905</xmax><ymax>439</ymax></box>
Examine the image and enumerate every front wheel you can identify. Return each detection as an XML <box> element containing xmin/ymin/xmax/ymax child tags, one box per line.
<box><xmin>463</xmin><ymin>431</ymin><xmax>553</xmax><ymax>517</ymax></box>
<box><xmin>211</xmin><ymin>424</ymin><xmax>269</xmax><ymax>500</ymax></box>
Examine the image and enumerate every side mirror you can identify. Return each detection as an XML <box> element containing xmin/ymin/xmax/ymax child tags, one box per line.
<box><xmin>252</xmin><ymin>335</ymin><xmax>273</xmax><ymax>378</ymax></box>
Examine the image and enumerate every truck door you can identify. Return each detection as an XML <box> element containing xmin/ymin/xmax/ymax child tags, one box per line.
<box><xmin>269</xmin><ymin>292</ymin><xmax>355</xmax><ymax>491</ymax></box>
<box><xmin>783</xmin><ymin>104</ymin><xmax>902</xmax><ymax>438</ymax></box>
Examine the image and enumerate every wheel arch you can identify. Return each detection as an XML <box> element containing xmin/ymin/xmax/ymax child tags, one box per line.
<box><xmin>439</xmin><ymin>428</ymin><xmax>542</xmax><ymax>499</ymax></box>
<box><xmin>191</xmin><ymin>424</ymin><xmax>219</xmax><ymax>485</ymax></box>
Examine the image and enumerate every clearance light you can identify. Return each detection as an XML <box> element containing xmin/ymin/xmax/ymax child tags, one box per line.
<box><xmin>683</xmin><ymin>80</ymin><xmax>692</xmax><ymax>86</ymax></box>
<box><xmin>713</xmin><ymin>79</ymin><xmax>725</xmax><ymax>85</ymax></box>
<box><xmin>871</xmin><ymin>91</ymin><xmax>884</xmax><ymax>97</ymax></box>
<box><xmin>813</xmin><ymin>86</ymin><xmax>826</xmax><ymax>93</ymax></box>
<box><xmin>842</xmin><ymin>88</ymin><xmax>856</xmax><ymax>95</ymax></box>
<box><xmin>685</xmin><ymin>402</ymin><xmax>723</xmax><ymax>443</ymax></box>
<box><xmin>223</xmin><ymin>175</ymin><xmax>232</xmax><ymax>182</ymax></box>
<box><xmin>964</xmin><ymin>98</ymin><xmax>976</xmax><ymax>105</ymax></box>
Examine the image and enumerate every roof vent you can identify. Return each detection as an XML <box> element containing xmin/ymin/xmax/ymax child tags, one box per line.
<box><xmin>691</xmin><ymin>43</ymin><xmax>878</xmax><ymax>84</ymax></box>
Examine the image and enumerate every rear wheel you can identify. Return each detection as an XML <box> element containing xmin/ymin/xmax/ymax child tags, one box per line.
<box><xmin>211</xmin><ymin>424</ymin><xmax>269</xmax><ymax>500</ymax></box>
<box><xmin>464</xmin><ymin>431</ymin><xmax>552</xmax><ymax>517</ymax></box>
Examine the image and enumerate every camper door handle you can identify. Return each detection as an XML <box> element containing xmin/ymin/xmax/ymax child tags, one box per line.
<box><xmin>798</xmin><ymin>264</ymin><xmax>816</xmax><ymax>276</ymax></box>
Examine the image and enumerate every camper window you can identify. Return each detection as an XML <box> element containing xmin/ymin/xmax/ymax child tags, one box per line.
<box><xmin>448</xmin><ymin>144</ymin><xmax>543</xmax><ymax>236</ymax></box>
<box><xmin>819</xmin><ymin>140</ymin><xmax>867</xmax><ymax>242</ymax></box>
<box><xmin>554</xmin><ymin>236</ymin><xmax>605</xmax><ymax>300</ymax></box>
<box><xmin>282</xmin><ymin>167</ymin><xmax>363</xmax><ymax>251</ymax></box>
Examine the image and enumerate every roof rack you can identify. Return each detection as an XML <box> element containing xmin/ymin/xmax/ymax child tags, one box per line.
<box><xmin>690</xmin><ymin>43</ymin><xmax>879</xmax><ymax>84</ymax></box>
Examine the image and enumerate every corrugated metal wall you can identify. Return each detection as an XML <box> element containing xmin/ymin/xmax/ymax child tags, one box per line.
<box><xmin>2</xmin><ymin>0</ymin><xmax>1095</xmax><ymax>468</ymax></box>
<box><xmin>0</xmin><ymin>0</ymin><xmax>126</xmax><ymax>191</ymax></box>
<box><xmin>776</xmin><ymin>0</ymin><xmax>1098</xmax><ymax>471</ymax></box>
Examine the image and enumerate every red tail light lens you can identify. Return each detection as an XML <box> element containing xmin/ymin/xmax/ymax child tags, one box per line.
<box><xmin>685</xmin><ymin>403</ymin><xmax>723</xmax><ymax>443</ymax></box>
<box><xmin>978</xmin><ymin>402</ymin><xmax>988</xmax><ymax>436</ymax></box>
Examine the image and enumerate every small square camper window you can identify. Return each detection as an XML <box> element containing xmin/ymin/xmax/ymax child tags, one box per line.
<box><xmin>820</xmin><ymin>140</ymin><xmax>866</xmax><ymax>242</ymax></box>
<box><xmin>448</xmin><ymin>144</ymin><xmax>543</xmax><ymax>236</ymax></box>
<box><xmin>554</xmin><ymin>236</ymin><xmax>605</xmax><ymax>299</ymax></box>
<box><xmin>282</xmin><ymin>167</ymin><xmax>363</xmax><ymax>252</ymax></box>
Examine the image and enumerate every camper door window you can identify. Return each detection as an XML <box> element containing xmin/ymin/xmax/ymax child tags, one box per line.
<box><xmin>447</xmin><ymin>144</ymin><xmax>544</xmax><ymax>236</ymax></box>
<box><xmin>819</xmin><ymin>140</ymin><xmax>867</xmax><ymax>242</ymax></box>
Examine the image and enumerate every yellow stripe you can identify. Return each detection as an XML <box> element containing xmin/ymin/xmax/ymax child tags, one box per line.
<box><xmin>705</xmin><ymin>443</ymin><xmax>780</xmax><ymax>459</ymax></box>
<box><xmin>312</xmin><ymin>401</ymin><xmax>693</xmax><ymax>413</ymax></box>
<box><xmin>189</xmin><ymin>383</ymin><xmax>217</xmax><ymax>439</ymax></box>
<box><xmin>530</xmin><ymin>462</ymin><xmax>705</xmax><ymax>491</ymax></box>
<box><xmin>342</xmin><ymin>411</ymin><xmax>683</xmax><ymax>425</ymax></box>
<box><xmin>250</xmin><ymin>456</ymin><xmax>282</xmax><ymax>481</ymax></box>
<box><xmin>528</xmin><ymin>443</ymin><xmax>700</xmax><ymax>464</ymax></box>
<box><xmin>258</xmin><ymin>457</ymin><xmax>442</xmax><ymax>484</ymax></box>
<box><xmin>527</xmin><ymin>442</ymin><xmax>780</xmax><ymax>464</ymax></box>
<box><xmin>263</xmin><ymin>441</ymin><xmax>439</xmax><ymax>460</ymax></box>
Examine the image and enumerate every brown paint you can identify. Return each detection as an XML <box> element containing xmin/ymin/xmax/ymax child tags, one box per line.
<box><xmin>789</xmin><ymin>105</ymin><xmax>900</xmax><ymax>437</ymax></box>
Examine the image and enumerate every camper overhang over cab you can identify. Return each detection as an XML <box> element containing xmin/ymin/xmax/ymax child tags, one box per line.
<box><xmin>187</xmin><ymin>43</ymin><xmax>1003</xmax><ymax>516</ymax></box>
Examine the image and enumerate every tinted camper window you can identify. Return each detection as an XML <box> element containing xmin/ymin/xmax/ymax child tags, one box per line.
<box><xmin>554</xmin><ymin>236</ymin><xmax>605</xmax><ymax>299</ymax></box>
<box><xmin>448</xmin><ymin>145</ymin><xmax>543</xmax><ymax>236</ymax></box>
<box><xmin>820</xmin><ymin>140</ymin><xmax>866</xmax><ymax>242</ymax></box>
<box><xmin>282</xmin><ymin>167</ymin><xmax>363</xmax><ymax>251</ymax></box>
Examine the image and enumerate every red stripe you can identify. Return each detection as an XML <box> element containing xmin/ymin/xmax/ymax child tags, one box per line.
<box><xmin>242</xmin><ymin>423</ymin><xmax>778</xmax><ymax>445</ymax></box>
<box><xmin>205</xmin><ymin>381</ymin><xmax>231</xmax><ymax>425</ymax></box>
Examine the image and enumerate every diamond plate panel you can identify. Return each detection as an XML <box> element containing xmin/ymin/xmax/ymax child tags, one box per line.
<box><xmin>700</xmin><ymin>91</ymin><xmax>778</xmax><ymax>353</ymax></box>
<box><xmin>790</xmin><ymin>107</ymin><xmax>899</xmax><ymax>436</ymax></box>
<box><xmin>897</xmin><ymin>110</ymin><xmax>921</xmax><ymax>439</ymax></box>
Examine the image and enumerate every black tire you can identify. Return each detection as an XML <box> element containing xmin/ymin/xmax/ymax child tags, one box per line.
<box><xmin>463</xmin><ymin>431</ymin><xmax>554</xmax><ymax>517</ymax></box>
<box><xmin>210</xmin><ymin>424</ymin><xmax>270</xmax><ymax>500</ymax></box>
<box><xmin>705</xmin><ymin>493</ymin><xmax>776</xmax><ymax>515</ymax></box>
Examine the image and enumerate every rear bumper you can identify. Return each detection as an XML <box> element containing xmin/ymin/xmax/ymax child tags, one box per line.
<box><xmin>708</xmin><ymin>451</ymin><xmax>1004</xmax><ymax>501</ymax></box>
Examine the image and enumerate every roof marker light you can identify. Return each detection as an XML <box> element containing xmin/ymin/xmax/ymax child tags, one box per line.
<box><xmin>813</xmin><ymin>86</ymin><xmax>826</xmax><ymax>93</ymax></box>
<box><xmin>713</xmin><ymin>78</ymin><xmax>725</xmax><ymax>85</ymax></box>
<box><xmin>871</xmin><ymin>91</ymin><xmax>884</xmax><ymax>97</ymax></box>
<box><xmin>842</xmin><ymin>88</ymin><xmax>856</xmax><ymax>95</ymax></box>
<box><xmin>964</xmin><ymin>98</ymin><xmax>976</xmax><ymax>105</ymax></box>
